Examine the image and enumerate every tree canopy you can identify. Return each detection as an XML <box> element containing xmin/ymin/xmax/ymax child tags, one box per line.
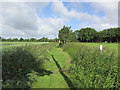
<box><xmin>1</xmin><ymin>26</ymin><xmax>119</xmax><ymax>43</ymax></box>
<box><xmin>58</xmin><ymin>26</ymin><xmax>76</xmax><ymax>42</ymax></box>
<box><xmin>77</xmin><ymin>27</ymin><xmax>97</xmax><ymax>42</ymax></box>
<box><xmin>58</xmin><ymin>26</ymin><xmax>119</xmax><ymax>43</ymax></box>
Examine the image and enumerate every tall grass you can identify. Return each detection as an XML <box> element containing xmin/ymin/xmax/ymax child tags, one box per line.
<box><xmin>62</xmin><ymin>43</ymin><xmax>119</xmax><ymax>88</ymax></box>
<box><xmin>2</xmin><ymin>43</ymin><xmax>55</xmax><ymax>88</ymax></box>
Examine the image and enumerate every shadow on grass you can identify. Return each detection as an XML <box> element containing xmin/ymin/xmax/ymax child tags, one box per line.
<box><xmin>51</xmin><ymin>55</ymin><xmax>75</xmax><ymax>88</ymax></box>
<box><xmin>36</xmin><ymin>69</ymin><xmax>53</xmax><ymax>76</ymax></box>
<box><xmin>2</xmin><ymin>47</ymin><xmax>53</xmax><ymax>88</ymax></box>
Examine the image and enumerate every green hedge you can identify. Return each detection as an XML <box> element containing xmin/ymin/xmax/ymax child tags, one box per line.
<box><xmin>2</xmin><ymin>43</ymin><xmax>55</xmax><ymax>88</ymax></box>
<box><xmin>62</xmin><ymin>43</ymin><xmax>119</xmax><ymax>88</ymax></box>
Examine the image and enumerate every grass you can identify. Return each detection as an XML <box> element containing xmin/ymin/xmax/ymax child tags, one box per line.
<box><xmin>2</xmin><ymin>42</ymin><xmax>71</xmax><ymax>88</ymax></box>
<box><xmin>1</xmin><ymin>42</ymin><xmax>49</xmax><ymax>51</ymax></box>
<box><xmin>2</xmin><ymin>42</ymin><xmax>118</xmax><ymax>88</ymax></box>
<box><xmin>79</xmin><ymin>42</ymin><xmax>118</xmax><ymax>51</ymax></box>
<box><xmin>2</xmin><ymin>43</ymin><xmax>55</xmax><ymax>88</ymax></box>
<box><xmin>31</xmin><ymin>45</ymin><xmax>71</xmax><ymax>88</ymax></box>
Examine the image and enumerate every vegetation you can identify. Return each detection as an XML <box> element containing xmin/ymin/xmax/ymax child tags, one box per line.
<box><xmin>31</xmin><ymin>47</ymin><xmax>71</xmax><ymax>88</ymax></box>
<box><xmin>58</xmin><ymin>26</ymin><xmax>119</xmax><ymax>43</ymax></box>
<box><xmin>1</xmin><ymin>42</ymin><xmax>49</xmax><ymax>50</ymax></box>
<box><xmin>1</xmin><ymin>26</ymin><xmax>119</xmax><ymax>43</ymax></box>
<box><xmin>1</xmin><ymin>26</ymin><xmax>119</xmax><ymax>88</ymax></box>
<box><xmin>62</xmin><ymin>43</ymin><xmax>119</xmax><ymax>88</ymax></box>
<box><xmin>1</xmin><ymin>41</ymin><xmax>119</xmax><ymax>88</ymax></box>
<box><xmin>58</xmin><ymin>26</ymin><xmax>76</xmax><ymax>42</ymax></box>
<box><xmin>75</xmin><ymin>27</ymin><xmax>97</xmax><ymax>42</ymax></box>
<box><xmin>1</xmin><ymin>37</ymin><xmax>59</xmax><ymax>42</ymax></box>
<box><xmin>2</xmin><ymin>43</ymin><xmax>55</xmax><ymax>88</ymax></box>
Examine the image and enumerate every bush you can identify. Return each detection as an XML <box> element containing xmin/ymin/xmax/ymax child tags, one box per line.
<box><xmin>2</xmin><ymin>43</ymin><xmax>55</xmax><ymax>88</ymax></box>
<box><xmin>62</xmin><ymin>43</ymin><xmax>119</xmax><ymax>88</ymax></box>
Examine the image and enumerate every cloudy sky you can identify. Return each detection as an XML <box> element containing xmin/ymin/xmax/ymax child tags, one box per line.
<box><xmin>0</xmin><ymin>0</ymin><xmax>118</xmax><ymax>39</ymax></box>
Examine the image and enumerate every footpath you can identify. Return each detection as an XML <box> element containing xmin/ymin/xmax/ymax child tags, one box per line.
<box><xmin>31</xmin><ymin>46</ymin><xmax>73</xmax><ymax>88</ymax></box>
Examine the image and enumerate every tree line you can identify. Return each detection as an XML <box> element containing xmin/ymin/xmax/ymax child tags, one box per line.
<box><xmin>58</xmin><ymin>26</ymin><xmax>119</xmax><ymax>43</ymax></box>
<box><xmin>1</xmin><ymin>37</ymin><xmax>58</xmax><ymax>42</ymax></box>
<box><xmin>1</xmin><ymin>26</ymin><xmax>119</xmax><ymax>42</ymax></box>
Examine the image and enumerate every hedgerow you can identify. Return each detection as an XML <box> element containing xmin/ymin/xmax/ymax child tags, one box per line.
<box><xmin>62</xmin><ymin>43</ymin><xmax>119</xmax><ymax>88</ymax></box>
<box><xmin>2</xmin><ymin>43</ymin><xmax>55</xmax><ymax>88</ymax></box>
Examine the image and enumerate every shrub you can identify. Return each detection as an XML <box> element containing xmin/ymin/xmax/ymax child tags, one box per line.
<box><xmin>62</xmin><ymin>43</ymin><xmax>119</xmax><ymax>88</ymax></box>
<box><xmin>2</xmin><ymin>43</ymin><xmax>55</xmax><ymax>88</ymax></box>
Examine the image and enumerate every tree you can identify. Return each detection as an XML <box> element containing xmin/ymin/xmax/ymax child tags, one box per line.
<box><xmin>13</xmin><ymin>38</ymin><xmax>18</xmax><ymax>42</ymax></box>
<box><xmin>98</xmin><ymin>27</ymin><xmax>119</xmax><ymax>42</ymax></box>
<box><xmin>19</xmin><ymin>38</ymin><xmax>24</xmax><ymax>42</ymax></box>
<box><xmin>38</xmin><ymin>37</ymin><xmax>49</xmax><ymax>42</ymax></box>
<box><xmin>74</xmin><ymin>30</ymin><xmax>80</xmax><ymax>41</ymax></box>
<box><xmin>58</xmin><ymin>26</ymin><xmax>72</xmax><ymax>42</ymax></box>
<box><xmin>77</xmin><ymin>27</ymin><xmax>97</xmax><ymax>42</ymax></box>
<box><xmin>24</xmin><ymin>39</ymin><xmax>30</xmax><ymax>42</ymax></box>
<box><xmin>0</xmin><ymin>36</ymin><xmax>2</xmax><ymax>41</ymax></box>
<box><xmin>30</xmin><ymin>38</ymin><xmax>37</xmax><ymax>42</ymax></box>
<box><xmin>68</xmin><ymin>32</ymin><xmax>77</xmax><ymax>42</ymax></box>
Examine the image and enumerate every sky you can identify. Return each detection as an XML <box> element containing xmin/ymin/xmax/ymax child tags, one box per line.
<box><xmin>0</xmin><ymin>0</ymin><xmax>119</xmax><ymax>39</ymax></box>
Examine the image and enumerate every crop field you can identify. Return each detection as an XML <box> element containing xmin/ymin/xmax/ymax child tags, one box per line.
<box><xmin>1</xmin><ymin>42</ymin><xmax>119</xmax><ymax>88</ymax></box>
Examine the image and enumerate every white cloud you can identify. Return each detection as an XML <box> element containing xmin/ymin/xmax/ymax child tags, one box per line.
<box><xmin>2</xmin><ymin>24</ymin><xmax>30</xmax><ymax>38</ymax></box>
<box><xmin>1</xmin><ymin>2</ymin><xmax>64</xmax><ymax>39</ymax></box>
<box><xmin>91</xmin><ymin>2</ymin><xmax>118</xmax><ymax>25</ymax></box>
<box><xmin>25</xmin><ymin>17</ymin><xmax>64</xmax><ymax>38</ymax></box>
<box><xmin>79</xmin><ymin>23</ymin><xmax>116</xmax><ymax>31</ymax></box>
<box><xmin>37</xmin><ymin>17</ymin><xmax>63</xmax><ymax>35</ymax></box>
<box><xmin>51</xmin><ymin>1</ymin><xmax>69</xmax><ymax>17</ymax></box>
<box><xmin>1</xmin><ymin>1</ymin><xmax>118</xmax><ymax>39</ymax></box>
<box><xmin>51</xmin><ymin>1</ymin><xmax>118</xmax><ymax>31</ymax></box>
<box><xmin>2</xmin><ymin>2</ymin><xmax>39</xmax><ymax>30</ymax></box>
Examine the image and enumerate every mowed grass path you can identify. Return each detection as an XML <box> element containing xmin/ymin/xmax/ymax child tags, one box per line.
<box><xmin>32</xmin><ymin>46</ymin><xmax>71</xmax><ymax>88</ymax></box>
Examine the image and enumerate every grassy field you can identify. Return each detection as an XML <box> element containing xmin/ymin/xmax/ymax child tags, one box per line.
<box><xmin>80</xmin><ymin>42</ymin><xmax>118</xmax><ymax>51</ymax></box>
<box><xmin>1</xmin><ymin>42</ymin><xmax>119</xmax><ymax>88</ymax></box>
<box><xmin>1</xmin><ymin>41</ymin><xmax>118</xmax><ymax>51</ymax></box>
<box><xmin>1</xmin><ymin>42</ymin><xmax>49</xmax><ymax>51</ymax></box>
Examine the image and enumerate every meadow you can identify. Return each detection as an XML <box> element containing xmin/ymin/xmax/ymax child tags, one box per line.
<box><xmin>1</xmin><ymin>42</ymin><xmax>119</xmax><ymax>88</ymax></box>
